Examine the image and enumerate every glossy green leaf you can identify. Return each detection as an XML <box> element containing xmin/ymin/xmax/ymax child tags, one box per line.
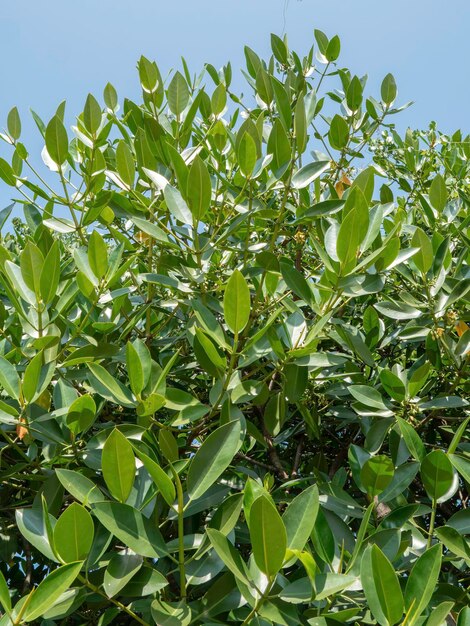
<box><xmin>361</xmin><ymin>544</ymin><xmax>404</xmax><ymax>626</ymax></box>
<box><xmin>56</xmin><ymin>468</ymin><xmax>104</xmax><ymax>506</ymax></box>
<box><xmin>429</xmin><ymin>174</ymin><xmax>447</xmax><ymax>212</ymax></box>
<box><xmin>66</xmin><ymin>394</ymin><xmax>96</xmax><ymax>435</ymax></box>
<box><xmin>187</xmin><ymin>155</ymin><xmax>211</xmax><ymax>222</ymax></box>
<box><xmin>360</xmin><ymin>455</ymin><xmax>394</xmax><ymax>497</ymax></box>
<box><xmin>329</xmin><ymin>114</ymin><xmax>349</xmax><ymax>150</ymax></box>
<box><xmin>249</xmin><ymin>494</ymin><xmax>287</xmax><ymax>577</ymax></box>
<box><xmin>223</xmin><ymin>270</ymin><xmax>250</xmax><ymax>334</ymax></box>
<box><xmin>7</xmin><ymin>106</ymin><xmax>21</xmax><ymax>140</ymax></box>
<box><xmin>53</xmin><ymin>502</ymin><xmax>94</xmax><ymax>562</ymax></box>
<box><xmin>83</xmin><ymin>93</ymin><xmax>102</xmax><ymax>134</ymax></box>
<box><xmin>0</xmin><ymin>569</ymin><xmax>11</xmax><ymax>615</ymax></box>
<box><xmin>91</xmin><ymin>501</ymin><xmax>168</xmax><ymax>558</ymax></box>
<box><xmin>421</xmin><ymin>450</ymin><xmax>455</xmax><ymax>502</ymax></box>
<box><xmin>134</xmin><ymin>447</ymin><xmax>175</xmax><ymax>506</ymax></box>
<box><xmin>404</xmin><ymin>544</ymin><xmax>441</xmax><ymax>624</ymax></box>
<box><xmin>102</xmin><ymin>429</ymin><xmax>136</xmax><ymax>502</ymax></box>
<box><xmin>45</xmin><ymin>115</ymin><xmax>68</xmax><ymax>164</ymax></box>
<box><xmin>167</xmin><ymin>71</ymin><xmax>190</xmax><ymax>116</ymax></box>
<box><xmin>115</xmin><ymin>141</ymin><xmax>135</xmax><ymax>188</ymax></box>
<box><xmin>381</xmin><ymin>73</ymin><xmax>397</xmax><ymax>105</ymax></box>
<box><xmin>104</xmin><ymin>553</ymin><xmax>143</xmax><ymax>597</ymax></box>
<box><xmin>187</xmin><ymin>420</ymin><xmax>242</xmax><ymax>500</ymax></box>
<box><xmin>283</xmin><ymin>485</ymin><xmax>319</xmax><ymax>552</ymax></box>
<box><xmin>23</xmin><ymin>562</ymin><xmax>83</xmax><ymax>621</ymax></box>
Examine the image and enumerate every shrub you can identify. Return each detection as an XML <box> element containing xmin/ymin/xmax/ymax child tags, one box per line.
<box><xmin>0</xmin><ymin>29</ymin><xmax>468</xmax><ymax>626</ymax></box>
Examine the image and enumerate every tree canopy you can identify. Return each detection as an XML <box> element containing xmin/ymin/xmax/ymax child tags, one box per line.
<box><xmin>0</xmin><ymin>29</ymin><xmax>469</xmax><ymax>626</ymax></box>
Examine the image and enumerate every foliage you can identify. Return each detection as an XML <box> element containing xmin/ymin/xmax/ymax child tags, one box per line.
<box><xmin>0</xmin><ymin>29</ymin><xmax>469</xmax><ymax>626</ymax></box>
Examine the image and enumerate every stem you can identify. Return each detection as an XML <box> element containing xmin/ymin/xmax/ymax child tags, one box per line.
<box><xmin>427</xmin><ymin>501</ymin><xmax>437</xmax><ymax>549</ymax></box>
<box><xmin>77</xmin><ymin>574</ymin><xmax>150</xmax><ymax>626</ymax></box>
<box><xmin>240</xmin><ymin>578</ymin><xmax>274</xmax><ymax>626</ymax></box>
<box><xmin>171</xmin><ymin>465</ymin><xmax>187</xmax><ymax>599</ymax></box>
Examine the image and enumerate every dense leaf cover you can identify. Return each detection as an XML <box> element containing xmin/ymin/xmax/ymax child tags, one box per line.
<box><xmin>0</xmin><ymin>30</ymin><xmax>469</xmax><ymax>625</ymax></box>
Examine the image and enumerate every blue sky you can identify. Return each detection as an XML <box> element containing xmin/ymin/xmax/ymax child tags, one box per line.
<box><xmin>1</xmin><ymin>0</ymin><xmax>469</xmax><ymax>209</ymax></box>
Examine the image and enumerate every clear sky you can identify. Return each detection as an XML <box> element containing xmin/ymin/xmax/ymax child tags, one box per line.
<box><xmin>1</xmin><ymin>0</ymin><xmax>469</xmax><ymax>209</ymax></box>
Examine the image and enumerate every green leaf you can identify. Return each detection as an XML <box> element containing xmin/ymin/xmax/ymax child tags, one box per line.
<box><xmin>194</xmin><ymin>327</ymin><xmax>226</xmax><ymax>377</ymax></box>
<box><xmin>328</xmin><ymin>115</ymin><xmax>349</xmax><ymax>150</ymax></box>
<box><xmin>426</xmin><ymin>602</ymin><xmax>455</xmax><ymax>626</ymax></box>
<box><xmin>164</xmin><ymin>184</ymin><xmax>193</xmax><ymax>224</ymax></box>
<box><xmin>206</xmin><ymin>528</ymin><xmax>251</xmax><ymax>584</ymax></box>
<box><xmin>167</xmin><ymin>71</ymin><xmax>190</xmax><ymax>116</ymax></box>
<box><xmin>434</xmin><ymin>526</ymin><xmax>470</xmax><ymax>562</ymax></box>
<box><xmin>159</xmin><ymin>429</ymin><xmax>179</xmax><ymax>463</ymax></box>
<box><xmin>361</xmin><ymin>544</ymin><xmax>404</xmax><ymax>626</ymax></box>
<box><xmin>138</xmin><ymin>56</ymin><xmax>160</xmax><ymax>93</ymax></box>
<box><xmin>23</xmin><ymin>562</ymin><xmax>83</xmax><ymax>621</ymax></box>
<box><xmin>55</xmin><ymin>469</ymin><xmax>104</xmax><ymax>506</ymax></box>
<box><xmin>429</xmin><ymin>174</ymin><xmax>447</xmax><ymax>211</ymax></box>
<box><xmin>102</xmin><ymin>429</ymin><xmax>135</xmax><ymax>502</ymax></box>
<box><xmin>0</xmin><ymin>355</ymin><xmax>20</xmax><ymax>400</ymax></box>
<box><xmin>271</xmin><ymin>33</ymin><xmax>288</xmax><ymax>64</ymax></box>
<box><xmin>284</xmin><ymin>363</ymin><xmax>308</xmax><ymax>402</ymax></box>
<box><xmin>91</xmin><ymin>501</ymin><xmax>168</xmax><ymax>558</ymax></box>
<box><xmin>294</xmin><ymin>93</ymin><xmax>307</xmax><ymax>153</ymax></box>
<box><xmin>374</xmin><ymin>301</ymin><xmax>422</xmax><ymax>320</ymax></box>
<box><xmin>408</xmin><ymin>362</ymin><xmax>431</xmax><ymax>397</ymax></box>
<box><xmin>411</xmin><ymin>227</ymin><xmax>433</xmax><ymax>273</ymax></box>
<box><xmin>23</xmin><ymin>351</ymin><xmax>43</xmax><ymax>403</ymax></box>
<box><xmin>249</xmin><ymin>495</ymin><xmax>287</xmax><ymax>577</ymax></box>
<box><xmin>291</xmin><ymin>161</ymin><xmax>329</xmax><ymax>189</ymax></box>
<box><xmin>0</xmin><ymin>157</ymin><xmax>16</xmax><ymax>186</ymax></box>
<box><xmin>45</xmin><ymin>115</ymin><xmax>68</xmax><ymax>165</ymax></box>
<box><xmin>104</xmin><ymin>553</ymin><xmax>143</xmax><ymax>598</ymax></box>
<box><xmin>267</xmin><ymin>118</ymin><xmax>291</xmax><ymax>172</ymax></box>
<box><xmin>396</xmin><ymin>417</ymin><xmax>426</xmax><ymax>462</ymax></box>
<box><xmin>187</xmin><ymin>155</ymin><xmax>211</xmax><ymax>222</ymax></box>
<box><xmin>126</xmin><ymin>339</ymin><xmax>151</xmax><ymax>396</ymax></box>
<box><xmin>448</xmin><ymin>454</ymin><xmax>470</xmax><ymax>484</ymax></box>
<box><xmin>280</xmin><ymin>260</ymin><xmax>313</xmax><ymax>304</ymax></box>
<box><xmin>211</xmin><ymin>83</ymin><xmax>227</xmax><ymax>115</ymax></box>
<box><xmin>53</xmin><ymin>502</ymin><xmax>94</xmax><ymax>562</ymax></box>
<box><xmin>7</xmin><ymin>106</ymin><xmax>21</xmax><ymax>140</ymax></box>
<box><xmin>448</xmin><ymin>416</ymin><xmax>470</xmax><ymax>454</ymax></box>
<box><xmin>381</xmin><ymin>73</ymin><xmax>397</xmax><ymax>105</ymax></box>
<box><xmin>421</xmin><ymin>450</ymin><xmax>456</xmax><ymax>502</ymax></box>
<box><xmin>349</xmin><ymin>385</ymin><xmax>388</xmax><ymax>410</ymax></box>
<box><xmin>120</xmin><ymin>566</ymin><xmax>168</xmax><ymax>596</ymax></box>
<box><xmin>404</xmin><ymin>544</ymin><xmax>441</xmax><ymax>624</ymax></box>
<box><xmin>237</xmin><ymin>131</ymin><xmax>257</xmax><ymax>177</ymax></box>
<box><xmin>0</xmin><ymin>569</ymin><xmax>11</xmax><ymax>615</ymax></box>
<box><xmin>40</xmin><ymin>240</ymin><xmax>60</xmax><ymax>304</ymax></box>
<box><xmin>88</xmin><ymin>230</ymin><xmax>108</xmax><ymax>280</ymax></box>
<box><xmin>66</xmin><ymin>394</ymin><xmax>96</xmax><ymax>435</ymax></box>
<box><xmin>103</xmin><ymin>82</ymin><xmax>118</xmax><ymax>109</ymax></box>
<box><xmin>283</xmin><ymin>485</ymin><xmax>319</xmax><ymax>552</ymax></box>
<box><xmin>16</xmin><ymin>507</ymin><xmax>57</xmax><ymax>562</ymax></box>
<box><xmin>87</xmin><ymin>362</ymin><xmax>135</xmax><ymax>407</ymax></box>
<box><xmin>83</xmin><ymin>93</ymin><xmax>102</xmax><ymax>134</ymax></box>
<box><xmin>223</xmin><ymin>270</ymin><xmax>250</xmax><ymax>334</ymax></box>
<box><xmin>115</xmin><ymin>140</ymin><xmax>135</xmax><ymax>188</ymax></box>
<box><xmin>337</xmin><ymin>191</ymin><xmax>369</xmax><ymax>267</ymax></box>
<box><xmin>20</xmin><ymin>241</ymin><xmax>44</xmax><ymax>294</ymax></box>
<box><xmin>326</xmin><ymin>35</ymin><xmax>341</xmax><ymax>61</ymax></box>
<box><xmin>380</xmin><ymin>370</ymin><xmax>406</xmax><ymax>402</ymax></box>
<box><xmin>360</xmin><ymin>455</ymin><xmax>394</xmax><ymax>497</ymax></box>
<box><xmin>187</xmin><ymin>421</ymin><xmax>242</xmax><ymax>500</ymax></box>
<box><xmin>134</xmin><ymin>447</ymin><xmax>176</xmax><ymax>506</ymax></box>
<box><xmin>346</xmin><ymin>75</ymin><xmax>363</xmax><ymax>111</ymax></box>
<box><xmin>256</xmin><ymin>67</ymin><xmax>273</xmax><ymax>105</ymax></box>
